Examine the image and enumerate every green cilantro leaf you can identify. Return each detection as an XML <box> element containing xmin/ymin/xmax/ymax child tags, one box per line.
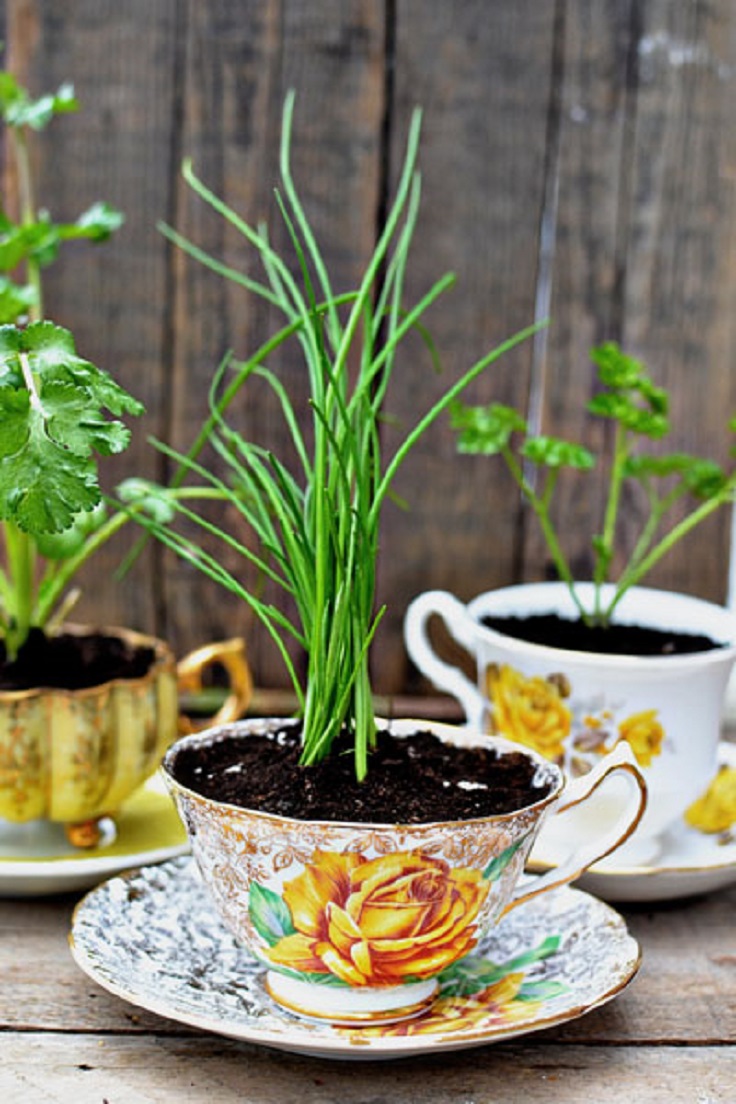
<box><xmin>18</xmin><ymin>321</ymin><xmax>144</xmax><ymax>417</ymax></box>
<box><xmin>0</xmin><ymin>75</ymin><xmax>78</xmax><ymax>130</ymax></box>
<box><xmin>117</xmin><ymin>478</ymin><xmax>177</xmax><ymax>524</ymax></box>
<box><xmin>68</xmin><ymin>202</ymin><xmax>125</xmax><ymax>241</ymax></box>
<box><xmin>0</xmin><ymin>276</ymin><xmax>36</xmax><ymax>323</ymax></box>
<box><xmin>0</xmin><ymin>321</ymin><xmax>143</xmax><ymax>533</ymax></box>
<box><xmin>0</xmin><ymin>404</ymin><xmax>100</xmax><ymax>532</ymax></box>
<box><xmin>41</xmin><ymin>378</ymin><xmax>133</xmax><ymax>456</ymax></box>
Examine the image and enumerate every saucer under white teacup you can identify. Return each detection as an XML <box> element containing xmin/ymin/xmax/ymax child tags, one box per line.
<box><xmin>529</xmin><ymin>741</ymin><xmax>736</xmax><ymax>903</ymax></box>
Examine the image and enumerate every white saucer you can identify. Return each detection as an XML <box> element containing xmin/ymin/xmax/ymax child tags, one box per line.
<box><xmin>530</xmin><ymin>742</ymin><xmax>736</xmax><ymax>903</ymax></box>
<box><xmin>0</xmin><ymin>775</ymin><xmax>189</xmax><ymax>897</ymax></box>
<box><xmin>69</xmin><ymin>856</ymin><xmax>640</xmax><ymax>1060</ymax></box>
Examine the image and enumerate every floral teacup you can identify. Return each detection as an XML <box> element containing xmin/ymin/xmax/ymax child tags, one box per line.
<box><xmin>163</xmin><ymin>717</ymin><xmax>645</xmax><ymax>1026</ymax></box>
<box><xmin>0</xmin><ymin>629</ymin><xmax>252</xmax><ymax>848</ymax></box>
<box><xmin>404</xmin><ymin>584</ymin><xmax>736</xmax><ymax>859</ymax></box>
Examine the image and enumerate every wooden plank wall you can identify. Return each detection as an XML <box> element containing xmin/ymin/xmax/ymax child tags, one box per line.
<box><xmin>2</xmin><ymin>0</ymin><xmax>736</xmax><ymax>697</ymax></box>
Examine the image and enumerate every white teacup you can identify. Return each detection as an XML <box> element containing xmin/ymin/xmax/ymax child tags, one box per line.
<box><xmin>404</xmin><ymin>583</ymin><xmax>736</xmax><ymax>862</ymax></box>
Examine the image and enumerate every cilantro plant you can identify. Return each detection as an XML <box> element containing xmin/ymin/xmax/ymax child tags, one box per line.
<box><xmin>0</xmin><ymin>72</ymin><xmax>123</xmax><ymax>323</ymax></box>
<box><xmin>451</xmin><ymin>342</ymin><xmax>736</xmax><ymax>628</ymax></box>
<box><xmin>119</xmin><ymin>94</ymin><xmax>540</xmax><ymax>779</ymax></box>
<box><xmin>0</xmin><ymin>73</ymin><xmax>142</xmax><ymax>661</ymax></box>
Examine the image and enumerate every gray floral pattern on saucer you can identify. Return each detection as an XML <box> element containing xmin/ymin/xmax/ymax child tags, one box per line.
<box><xmin>70</xmin><ymin>857</ymin><xmax>640</xmax><ymax>1059</ymax></box>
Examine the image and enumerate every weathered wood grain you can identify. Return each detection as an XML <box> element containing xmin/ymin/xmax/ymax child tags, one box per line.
<box><xmin>520</xmin><ymin>0</ymin><xmax>638</xmax><ymax>583</ymax></box>
<box><xmin>378</xmin><ymin>0</ymin><xmax>557</xmax><ymax>693</ymax></box>
<box><xmin>617</xmin><ymin>0</ymin><xmax>736</xmax><ymax>601</ymax></box>
<box><xmin>2</xmin><ymin>0</ymin><xmax>736</xmax><ymax>694</ymax></box>
<box><xmin>158</xmin><ymin>0</ymin><xmax>388</xmax><ymax>686</ymax></box>
<box><xmin>0</xmin><ymin>1034</ymin><xmax>734</xmax><ymax>1104</ymax></box>
<box><xmin>526</xmin><ymin>0</ymin><xmax>736</xmax><ymax>601</ymax></box>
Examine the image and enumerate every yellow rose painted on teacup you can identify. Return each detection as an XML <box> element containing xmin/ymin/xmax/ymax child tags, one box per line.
<box><xmin>343</xmin><ymin>933</ymin><xmax>565</xmax><ymax>1038</ymax></box>
<box><xmin>685</xmin><ymin>767</ymin><xmax>736</xmax><ymax>834</ymax></box>
<box><xmin>616</xmin><ymin>709</ymin><xmax>665</xmax><ymax>768</ymax></box>
<box><xmin>485</xmin><ymin>662</ymin><xmax>667</xmax><ymax>775</ymax></box>
<box><xmin>252</xmin><ymin>849</ymin><xmax>491</xmax><ymax>986</ymax></box>
<box><xmin>359</xmin><ymin>973</ymin><xmax>539</xmax><ymax>1036</ymax></box>
<box><xmin>485</xmin><ymin>663</ymin><xmax>571</xmax><ymax>761</ymax></box>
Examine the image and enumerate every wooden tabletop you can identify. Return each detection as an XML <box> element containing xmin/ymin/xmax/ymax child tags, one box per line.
<box><xmin>1</xmin><ymin>872</ymin><xmax>734</xmax><ymax>1103</ymax></box>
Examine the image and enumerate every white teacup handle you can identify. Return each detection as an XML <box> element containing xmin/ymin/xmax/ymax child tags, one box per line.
<box><xmin>503</xmin><ymin>741</ymin><xmax>647</xmax><ymax>915</ymax></box>
<box><xmin>404</xmin><ymin>590</ymin><xmax>487</xmax><ymax>729</ymax></box>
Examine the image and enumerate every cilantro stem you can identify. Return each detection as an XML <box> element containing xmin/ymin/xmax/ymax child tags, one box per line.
<box><xmin>0</xmin><ymin>74</ymin><xmax>131</xmax><ymax>658</ymax></box>
<box><xmin>11</xmin><ymin>125</ymin><xmax>43</xmax><ymax>321</ymax></box>
<box><xmin>3</xmin><ymin>524</ymin><xmax>35</xmax><ymax>660</ymax></box>
<box><xmin>31</xmin><ymin>509</ymin><xmax>130</xmax><ymax>627</ymax></box>
<box><xmin>19</xmin><ymin>351</ymin><xmax>43</xmax><ymax>411</ymax></box>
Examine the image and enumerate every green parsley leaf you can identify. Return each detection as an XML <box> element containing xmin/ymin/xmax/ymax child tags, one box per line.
<box><xmin>589</xmin><ymin>342</ymin><xmax>645</xmax><ymax>389</ymax></box>
<box><xmin>521</xmin><ymin>435</ymin><xmax>595</xmax><ymax>470</ymax></box>
<box><xmin>450</xmin><ymin>401</ymin><xmax>527</xmax><ymax>454</ymax></box>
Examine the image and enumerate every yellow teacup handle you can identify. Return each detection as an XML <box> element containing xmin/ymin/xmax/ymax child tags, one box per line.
<box><xmin>502</xmin><ymin>741</ymin><xmax>647</xmax><ymax>916</ymax></box>
<box><xmin>176</xmin><ymin>638</ymin><xmax>253</xmax><ymax>735</ymax></box>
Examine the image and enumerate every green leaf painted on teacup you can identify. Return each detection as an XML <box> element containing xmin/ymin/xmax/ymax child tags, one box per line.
<box><xmin>515</xmin><ymin>979</ymin><xmax>568</xmax><ymax>1002</ymax></box>
<box><xmin>248</xmin><ymin>882</ymin><xmax>296</xmax><ymax>947</ymax></box>
<box><xmin>438</xmin><ymin>935</ymin><xmax>562</xmax><ymax>1000</ymax></box>
<box><xmin>482</xmin><ymin>834</ymin><xmax>529</xmax><ymax>882</ymax></box>
<box><xmin>263</xmin><ymin>963</ymin><xmax>351</xmax><ymax>988</ymax></box>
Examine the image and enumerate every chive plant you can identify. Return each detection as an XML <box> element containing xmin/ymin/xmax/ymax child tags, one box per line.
<box><xmin>121</xmin><ymin>94</ymin><xmax>541</xmax><ymax>779</ymax></box>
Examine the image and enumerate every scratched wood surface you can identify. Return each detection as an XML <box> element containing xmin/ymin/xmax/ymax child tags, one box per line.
<box><xmin>2</xmin><ymin>0</ymin><xmax>736</xmax><ymax>693</ymax></box>
<box><xmin>0</xmin><ymin>882</ymin><xmax>734</xmax><ymax>1102</ymax></box>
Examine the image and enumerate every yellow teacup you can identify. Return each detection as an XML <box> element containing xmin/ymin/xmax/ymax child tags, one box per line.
<box><xmin>0</xmin><ymin>625</ymin><xmax>252</xmax><ymax>847</ymax></box>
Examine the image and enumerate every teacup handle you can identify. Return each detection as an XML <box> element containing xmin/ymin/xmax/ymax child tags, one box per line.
<box><xmin>176</xmin><ymin>638</ymin><xmax>253</xmax><ymax>735</ymax></box>
<box><xmin>404</xmin><ymin>591</ymin><xmax>487</xmax><ymax>729</ymax></box>
<box><xmin>502</xmin><ymin>741</ymin><xmax>647</xmax><ymax>915</ymax></box>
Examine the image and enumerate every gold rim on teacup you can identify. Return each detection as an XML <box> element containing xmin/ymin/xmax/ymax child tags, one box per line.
<box><xmin>163</xmin><ymin>717</ymin><xmax>646</xmax><ymax>1026</ymax></box>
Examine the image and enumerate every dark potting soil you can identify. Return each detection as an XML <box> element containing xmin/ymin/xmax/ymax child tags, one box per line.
<box><xmin>0</xmin><ymin>628</ymin><xmax>157</xmax><ymax>691</ymax></box>
<box><xmin>482</xmin><ymin>612</ymin><xmax>721</xmax><ymax>657</ymax></box>
<box><xmin>172</xmin><ymin>724</ymin><xmax>553</xmax><ymax>824</ymax></box>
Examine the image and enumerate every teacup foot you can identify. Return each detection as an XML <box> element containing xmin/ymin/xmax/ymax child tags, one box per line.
<box><xmin>64</xmin><ymin>816</ymin><xmax>116</xmax><ymax>850</ymax></box>
<box><xmin>264</xmin><ymin>971</ymin><xmax>438</xmax><ymax>1026</ymax></box>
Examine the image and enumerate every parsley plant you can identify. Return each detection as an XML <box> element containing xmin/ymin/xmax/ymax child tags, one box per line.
<box><xmin>451</xmin><ymin>342</ymin><xmax>736</xmax><ymax>627</ymax></box>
